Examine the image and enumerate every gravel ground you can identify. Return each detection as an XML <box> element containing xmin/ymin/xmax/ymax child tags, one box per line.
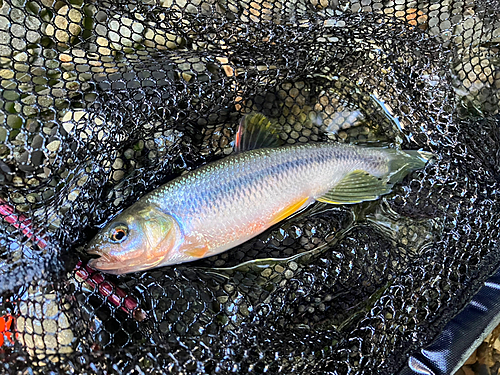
<box><xmin>457</xmin><ymin>325</ymin><xmax>500</xmax><ymax>375</ymax></box>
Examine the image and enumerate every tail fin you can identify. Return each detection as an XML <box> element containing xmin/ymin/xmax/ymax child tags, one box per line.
<box><xmin>386</xmin><ymin>149</ymin><xmax>434</xmax><ymax>184</ymax></box>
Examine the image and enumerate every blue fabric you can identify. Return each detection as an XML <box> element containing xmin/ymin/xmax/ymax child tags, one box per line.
<box><xmin>400</xmin><ymin>268</ymin><xmax>500</xmax><ymax>375</ymax></box>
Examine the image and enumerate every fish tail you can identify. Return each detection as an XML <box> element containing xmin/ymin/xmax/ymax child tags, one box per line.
<box><xmin>385</xmin><ymin>149</ymin><xmax>434</xmax><ymax>184</ymax></box>
<box><xmin>317</xmin><ymin>149</ymin><xmax>433</xmax><ymax>205</ymax></box>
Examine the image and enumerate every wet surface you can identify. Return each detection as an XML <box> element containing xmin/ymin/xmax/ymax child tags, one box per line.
<box><xmin>1</xmin><ymin>0</ymin><xmax>500</xmax><ymax>374</ymax></box>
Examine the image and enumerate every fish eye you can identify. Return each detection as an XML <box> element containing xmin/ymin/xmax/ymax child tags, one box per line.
<box><xmin>109</xmin><ymin>224</ymin><xmax>129</xmax><ymax>243</ymax></box>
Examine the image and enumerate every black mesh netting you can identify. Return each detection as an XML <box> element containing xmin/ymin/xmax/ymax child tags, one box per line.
<box><xmin>0</xmin><ymin>0</ymin><xmax>499</xmax><ymax>373</ymax></box>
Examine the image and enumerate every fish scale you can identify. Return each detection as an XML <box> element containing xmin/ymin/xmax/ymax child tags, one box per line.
<box><xmin>151</xmin><ymin>146</ymin><xmax>337</xmax><ymax>234</ymax></box>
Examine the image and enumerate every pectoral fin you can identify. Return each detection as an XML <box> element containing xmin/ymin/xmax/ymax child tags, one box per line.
<box><xmin>317</xmin><ymin>170</ymin><xmax>393</xmax><ymax>205</ymax></box>
<box><xmin>185</xmin><ymin>244</ymin><xmax>210</xmax><ymax>258</ymax></box>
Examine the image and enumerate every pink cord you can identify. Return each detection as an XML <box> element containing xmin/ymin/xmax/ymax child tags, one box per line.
<box><xmin>0</xmin><ymin>197</ymin><xmax>145</xmax><ymax>320</ymax></box>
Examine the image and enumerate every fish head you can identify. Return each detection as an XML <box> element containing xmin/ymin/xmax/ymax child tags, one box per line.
<box><xmin>87</xmin><ymin>203</ymin><xmax>182</xmax><ymax>274</ymax></box>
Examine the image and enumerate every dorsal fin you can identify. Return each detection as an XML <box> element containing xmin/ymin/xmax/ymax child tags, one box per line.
<box><xmin>234</xmin><ymin>113</ymin><xmax>283</xmax><ymax>153</ymax></box>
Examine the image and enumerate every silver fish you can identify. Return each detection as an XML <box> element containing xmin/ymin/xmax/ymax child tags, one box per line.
<box><xmin>87</xmin><ymin>113</ymin><xmax>432</xmax><ymax>274</ymax></box>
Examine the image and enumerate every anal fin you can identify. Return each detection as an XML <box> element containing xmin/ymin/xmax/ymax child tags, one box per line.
<box><xmin>317</xmin><ymin>170</ymin><xmax>393</xmax><ymax>205</ymax></box>
<box><xmin>269</xmin><ymin>197</ymin><xmax>310</xmax><ymax>226</ymax></box>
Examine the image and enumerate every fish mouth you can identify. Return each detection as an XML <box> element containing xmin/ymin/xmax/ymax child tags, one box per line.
<box><xmin>86</xmin><ymin>247</ymin><xmax>100</xmax><ymax>256</ymax></box>
<box><xmin>86</xmin><ymin>238</ymin><xmax>103</xmax><ymax>255</ymax></box>
<box><xmin>88</xmin><ymin>256</ymin><xmax>151</xmax><ymax>275</ymax></box>
<box><xmin>87</xmin><ymin>251</ymin><xmax>167</xmax><ymax>274</ymax></box>
<box><xmin>86</xmin><ymin>248</ymin><xmax>148</xmax><ymax>274</ymax></box>
<box><xmin>87</xmin><ymin>256</ymin><xmax>123</xmax><ymax>274</ymax></box>
<box><xmin>86</xmin><ymin>245</ymin><xmax>119</xmax><ymax>272</ymax></box>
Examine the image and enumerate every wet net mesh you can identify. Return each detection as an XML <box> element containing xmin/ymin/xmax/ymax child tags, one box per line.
<box><xmin>0</xmin><ymin>0</ymin><xmax>499</xmax><ymax>373</ymax></box>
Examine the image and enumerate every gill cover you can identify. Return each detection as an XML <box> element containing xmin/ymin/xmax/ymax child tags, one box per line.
<box><xmin>138</xmin><ymin>205</ymin><xmax>183</xmax><ymax>269</ymax></box>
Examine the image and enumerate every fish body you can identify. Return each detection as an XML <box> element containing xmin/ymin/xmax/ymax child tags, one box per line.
<box><xmin>87</xmin><ymin>114</ymin><xmax>432</xmax><ymax>274</ymax></box>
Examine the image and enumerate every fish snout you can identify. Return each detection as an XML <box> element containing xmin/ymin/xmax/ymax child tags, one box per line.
<box><xmin>87</xmin><ymin>253</ymin><xmax>121</xmax><ymax>273</ymax></box>
<box><xmin>86</xmin><ymin>245</ymin><xmax>100</xmax><ymax>256</ymax></box>
<box><xmin>86</xmin><ymin>238</ymin><xmax>117</xmax><ymax>270</ymax></box>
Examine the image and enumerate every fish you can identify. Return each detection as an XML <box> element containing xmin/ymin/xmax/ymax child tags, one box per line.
<box><xmin>87</xmin><ymin>113</ymin><xmax>433</xmax><ymax>274</ymax></box>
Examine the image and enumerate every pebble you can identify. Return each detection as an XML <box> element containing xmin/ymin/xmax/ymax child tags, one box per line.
<box><xmin>261</xmin><ymin>268</ymin><xmax>273</xmax><ymax>278</ymax></box>
<box><xmin>284</xmin><ymin>270</ymin><xmax>294</xmax><ymax>279</ymax></box>
<box><xmin>46</xmin><ymin>140</ymin><xmax>61</xmax><ymax>152</ymax></box>
<box><xmin>16</xmin><ymin>286</ymin><xmax>74</xmax><ymax>361</ymax></box>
